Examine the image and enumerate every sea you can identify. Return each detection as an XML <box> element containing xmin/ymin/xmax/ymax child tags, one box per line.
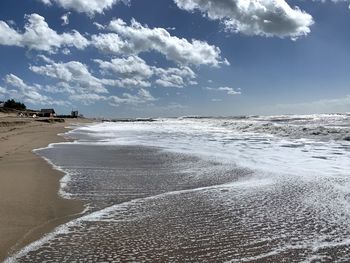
<box><xmin>5</xmin><ymin>113</ymin><xmax>350</xmax><ymax>262</ymax></box>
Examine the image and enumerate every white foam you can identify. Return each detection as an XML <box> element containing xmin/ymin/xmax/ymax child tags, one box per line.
<box><xmin>69</xmin><ymin>117</ymin><xmax>350</xmax><ymax>180</ymax></box>
<box><xmin>4</xmin><ymin>220</ymin><xmax>80</xmax><ymax>263</ymax></box>
<box><xmin>32</xmin><ymin>149</ymin><xmax>73</xmax><ymax>199</ymax></box>
<box><xmin>5</xmin><ymin>181</ymin><xmax>249</xmax><ymax>261</ymax></box>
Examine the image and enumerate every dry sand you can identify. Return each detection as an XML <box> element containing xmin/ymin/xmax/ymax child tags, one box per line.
<box><xmin>0</xmin><ymin>116</ymin><xmax>90</xmax><ymax>261</ymax></box>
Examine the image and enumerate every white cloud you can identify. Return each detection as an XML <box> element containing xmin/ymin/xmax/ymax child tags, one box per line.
<box><xmin>109</xmin><ymin>89</ymin><xmax>156</xmax><ymax>107</ymax></box>
<box><xmin>92</xmin><ymin>18</ymin><xmax>228</xmax><ymax>67</ymax></box>
<box><xmin>94</xmin><ymin>55</ymin><xmax>153</xmax><ymax>80</ymax></box>
<box><xmin>205</xmin><ymin>86</ymin><xmax>241</xmax><ymax>95</ymax></box>
<box><xmin>218</xmin><ymin>86</ymin><xmax>241</xmax><ymax>95</ymax></box>
<box><xmin>91</xmin><ymin>33</ymin><xmax>126</xmax><ymax>54</ymax></box>
<box><xmin>70</xmin><ymin>93</ymin><xmax>107</xmax><ymax>105</ymax></box>
<box><xmin>61</xmin><ymin>48</ymin><xmax>71</xmax><ymax>55</ymax></box>
<box><xmin>30</xmin><ymin>61</ymin><xmax>109</xmax><ymax>93</ymax></box>
<box><xmin>155</xmin><ymin>75</ymin><xmax>184</xmax><ymax>88</ymax></box>
<box><xmin>45</xmin><ymin>82</ymin><xmax>81</xmax><ymax>94</ymax></box>
<box><xmin>0</xmin><ymin>22</ymin><xmax>21</xmax><ymax>46</ymax></box>
<box><xmin>3</xmin><ymin>74</ymin><xmax>68</xmax><ymax>106</ymax></box>
<box><xmin>61</xmin><ymin>12</ymin><xmax>71</xmax><ymax>26</ymax></box>
<box><xmin>137</xmin><ymin>88</ymin><xmax>156</xmax><ymax>102</ymax></box>
<box><xmin>111</xmin><ymin>78</ymin><xmax>151</xmax><ymax>88</ymax></box>
<box><xmin>154</xmin><ymin>66</ymin><xmax>197</xmax><ymax>88</ymax></box>
<box><xmin>3</xmin><ymin>65</ymin><xmax>158</xmax><ymax>107</ymax></box>
<box><xmin>94</xmin><ymin>55</ymin><xmax>199</xmax><ymax>88</ymax></box>
<box><xmin>4</xmin><ymin>74</ymin><xmax>25</xmax><ymax>88</ymax></box>
<box><xmin>28</xmin><ymin>51</ymin><xmax>200</xmax><ymax>106</ymax></box>
<box><xmin>94</xmin><ymin>56</ymin><xmax>153</xmax><ymax>88</ymax></box>
<box><xmin>37</xmin><ymin>54</ymin><xmax>55</xmax><ymax>64</ymax></box>
<box><xmin>0</xmin><ymin>14</ymin><xmax>89</xmax><ymax>53</ymax></box>
<box><xmin>174</xmin><ymin>0</ymin><xmax>314</xmax><ymax>39</ymax></box>
<box><xmin>29</xmin><ymin>58</ymin><xmax>156</xmax><ymax>106</ymax></box>
<box><xmin>0</xmin><ymin>86</ymin><xmax>7</xmax><ymax>94</ymax></box>
<box><xmin>39</xmin><ymin>0</ymin><xmax>128</xmax><ymax>15</ymax></box>
<box><xmin>93</xmin><ymin>22</ymin><xmax>106</xmax><ymax>30</ymax></box>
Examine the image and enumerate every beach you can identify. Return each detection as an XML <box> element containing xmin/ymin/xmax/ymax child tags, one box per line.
<box><xmin>0</xmin><ymin>0</ymin><xmax>348</xmax><ymax>261</ymax></box>
<box><xmin>0</xmin><ymin>115</ymin><xmax>88</xmax><ymax>261</ymax></box>
<box><xmin>1</xmin><ymin>115</ymin><xmax>350</xmax><ymax>262</ymax></box>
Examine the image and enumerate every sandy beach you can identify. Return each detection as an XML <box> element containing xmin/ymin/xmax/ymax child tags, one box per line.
<box><xmin>2</xmin><ymin>116</ymin><xmax>349</xmax><ymax>262</ymax></box>
<box><xmin>0</xmin><ymin>114</ymin><xmax>89</xmax><ymax>261</ymax></box>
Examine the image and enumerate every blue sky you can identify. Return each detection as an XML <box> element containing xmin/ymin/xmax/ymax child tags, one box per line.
<box><xmin>0</xmin><ymin>0</ymin><xmax>349</xmax><ymax>117</ymax></box>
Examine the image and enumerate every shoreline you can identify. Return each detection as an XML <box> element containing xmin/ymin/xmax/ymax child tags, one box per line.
<box><xmin>0</xmin><ymin>117</ymin><xmax>90</xmax><ymax>261</ymax></box>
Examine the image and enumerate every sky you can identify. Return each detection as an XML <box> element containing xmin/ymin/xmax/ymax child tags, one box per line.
<box><xmin>0</xmin><ymin>0</ymin><xmax>349</xmax><ymax>118</ymax></box>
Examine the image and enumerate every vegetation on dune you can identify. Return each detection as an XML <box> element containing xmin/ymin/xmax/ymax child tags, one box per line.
<box><xmin>3</xmin><ymin>99</ymin><xmax>26</xmax><ymax>110</ymax></box>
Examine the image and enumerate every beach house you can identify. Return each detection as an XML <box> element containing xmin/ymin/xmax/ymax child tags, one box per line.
<box><xmin>39</xmin><ymin>109</ymin><xmax>56</xmax><ymax>117</ymax></box>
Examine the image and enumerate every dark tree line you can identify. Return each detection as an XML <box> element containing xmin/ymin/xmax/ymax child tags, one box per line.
<box><xmin>3</xmin><ymin>99</ymin><xmax>26</xmax><ymax>110</ymax></box>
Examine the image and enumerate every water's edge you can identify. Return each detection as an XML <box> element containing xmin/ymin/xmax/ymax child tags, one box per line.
<box><xmin>3</xmin><ymin>124</ymin><xmax>90</xmax><ymax>263</ymax></box>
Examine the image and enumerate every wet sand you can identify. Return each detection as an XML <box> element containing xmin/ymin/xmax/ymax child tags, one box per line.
<box><xmin>9</xmin><ymin>144</ymin><xmax>350</xmax><ymax>262</ymax></box>
<box><xmin>9</xmin><ymin>145</ymin><xmax>254</xmax><ymax>262</ymax></box>
<box><xmin>0</xmin><ymin>117</ymin><xmax>89</xmax><ymax>261</ymax></box>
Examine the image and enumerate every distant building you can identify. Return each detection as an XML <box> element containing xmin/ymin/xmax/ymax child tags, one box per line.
<box><xmin>71</xmin><ymin>110</ymin><xmax>79</xmax><ymax>118</ymax></box>
<box><xmin>40</xmin><ymin>108</ymin><xmax>56</xmax><ymax>117</ymax></box>
<box><xmin>0</xmin><ymin>101</ymin><xmax>4</xmax><ymax>108</ymax></box>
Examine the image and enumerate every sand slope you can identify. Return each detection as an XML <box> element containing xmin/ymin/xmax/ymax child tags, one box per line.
<box><xmin>0</xmin><ymin>117</ymin><xmax>86</xmax><ymax>261</ymax></box>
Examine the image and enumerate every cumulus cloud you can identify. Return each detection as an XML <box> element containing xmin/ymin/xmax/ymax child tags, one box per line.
<box><xmin>3</xmin><ymin>74</ymin><xmax>68</xmax><ymax>106</ymax></box>
<box><xmin>0</xmin><ymin>14</ymin><xmax>89</xmax><ymax>53</ymax></box>
<box><xmin>92</xmin><ymin>18</ymin><xmax>228</xmax><ymax>67</ymax></box>
<box><xmin>39</xmin><ymin>0</ymin><xmax>128</xmax><ymax>15</ymax></box>
<box><xmin>174</xmin><ymin>0</ymin><xmax>314</xmax><ymax>39</ymax></box>
<box><xmin>91</xmin><ymin>33</ymin><xmax>126</xmax><ymax>54</ymax></box>
<box><xmin>3</xmin><ymin>57</ymin><xmax>159</xmax><ymax>107</ymax></box>
<box><xmin>45</xmin><ymin>83</ymin><xmax>74</xmax><ymax>94</ymax></box>
<box><xmin>30</xmin><ymin>61</ymin><xmax>109</xmax><ymax>93</ymax></box>
<box><xmin>94</xmin><ymin>55</ymin><xmax>198</xmax><ymax>88</ymax></box>
<box><xmin>154</xmin><ymin>66</ymin><xmax>197</xmax><ymax>88</ymax></box>
<box><xmin>70</xmin><ymin>93</ymin><xmax>107</xmax><ymax>105</ymax></box>
<box><xmin>113</xmin><ymin>78</ymin><xmax>151</xmax><ymax>88</ymax></box>
<box><xmin>94</xmin><ymin>56</ymin><xmax>153</xmax><ymax>80</ymax></box>
<box><xmin>94</xmin><ymin>56</ymin><xmax>153</xmax><ymax>88</ymax></box>
<box><xmin>29</xmin><ymin>58</ymin><xmax>159</xmax><ymax>106</ymax></box>
<box><xmin>109</xmin><ymin>89</ymin><xmax>156</xmax><ymax>107</ymax></box>
<box><xmin>28</xmin><ymin>52</ymin><xmax>199</xmax><ymax>106</ymax></box>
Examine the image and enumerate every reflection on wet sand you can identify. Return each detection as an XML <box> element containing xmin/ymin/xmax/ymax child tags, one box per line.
<box><xmin>10</xmin><ymin>145</ymin><xmax>350</xmax><ymax>262</ymax></box>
